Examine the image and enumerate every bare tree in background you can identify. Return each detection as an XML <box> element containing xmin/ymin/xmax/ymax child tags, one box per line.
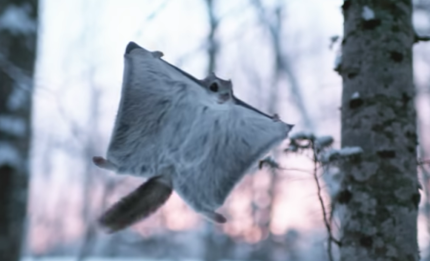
<box><xmin>252</xmin><ymin>0</ymin><xmax>313</xmax><ymax>131</ymax></box>
<box><xmin>338</xmin><ymin>0</ymin><xmax>419</xmax><ymax>260</ymax></box>
<box><xmin>248</xmin><ymin>3</ymin><xmax>301</xmax><ymax>260</ymax></box>
<box><xmin>76</xmin><ymin>76</ymin><xmax>102</xmax><ymax>261</ymax></box>
<box><xmin>76</xmin><ymin>3</ymin><xmax>105</xmax><ymax>259</ymax></box>
<box><xmin>0</xmin><ymin>1</ymin><xmax>38</xmax><ymax>261</ymax></box>
<box><xmin>205</xmin><ymin>0</ymin><xmax>218</xmax><ymax>74</ymax></box>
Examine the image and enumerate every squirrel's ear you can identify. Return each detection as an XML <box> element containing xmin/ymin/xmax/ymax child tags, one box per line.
<box><xmin>151</xmin><ymin>51</ymin><xmax>164</xmax><ymax>58</ymax></box>
<box><xmin>125</xmin><ymin>41</ymin><xmax>142</xmax><ymax>54</ymax></box>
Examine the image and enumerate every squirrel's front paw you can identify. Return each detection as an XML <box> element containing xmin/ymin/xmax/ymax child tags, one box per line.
<box><xmin>272</xmin><ymin>113</ymin><xmax>280</xmax><ymax>122</ymax></box>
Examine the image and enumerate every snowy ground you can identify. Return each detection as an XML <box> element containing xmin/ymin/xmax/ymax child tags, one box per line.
<box><xmin>21</xmin><ymin>256</ymin><xmax>430</xmax><ymax>261</ymax></box>
<box><xmin>21</xmin><ymin>257</ymin><xmax>237</xmax><ymax>261</ymax></box>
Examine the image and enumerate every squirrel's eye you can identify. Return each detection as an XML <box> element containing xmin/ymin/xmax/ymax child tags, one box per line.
<box><xmin>209</xmin><ymin>83</ymin><xmax>218</xmax><ymax>92</ymax></box>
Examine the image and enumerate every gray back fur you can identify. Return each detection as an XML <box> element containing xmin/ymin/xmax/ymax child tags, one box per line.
<box><xmin>105</xmin><ymin>42</ymin><xmax>293</xmax><ymax>213</ymax></box>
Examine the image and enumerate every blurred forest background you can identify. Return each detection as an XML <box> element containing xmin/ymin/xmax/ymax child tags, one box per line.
<box><xmin>1</xmin><ymin>0</ymin><xmax>430</xmax><ymax>260</ymax></box>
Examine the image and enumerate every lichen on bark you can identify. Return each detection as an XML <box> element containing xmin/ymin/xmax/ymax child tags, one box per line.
<box><xmin>339</xmin><ymin>0</ymin><xmax>419</xmax><ymax>260</ymax></box>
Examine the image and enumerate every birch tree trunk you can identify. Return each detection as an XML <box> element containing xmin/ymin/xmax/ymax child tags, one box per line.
<box><xmin>0</xmin><ymin>1</ymin><xmax>38</xmax><ymax>261</ymax></box>
<box><xmin>338</xmin><ymin>0</ymin><xmax>419</xmax><ymax>260</ymax></box>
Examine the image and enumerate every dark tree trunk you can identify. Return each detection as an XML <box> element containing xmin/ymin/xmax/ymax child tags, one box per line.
<box><xmin>339</xmin><ymin>0</ymin><xmax>419</xmax><ymax>260</ymax></box>
<box><xmin>0</xmin><ymin>1</ymin><xmax>38</xmax><ymax>261</ymax></box>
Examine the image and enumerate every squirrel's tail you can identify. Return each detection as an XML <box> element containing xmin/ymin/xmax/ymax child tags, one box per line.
<box><xmin>99</xmin><ymin>175</ymin><xmax>172</xmax><ymax>233</ymax></box>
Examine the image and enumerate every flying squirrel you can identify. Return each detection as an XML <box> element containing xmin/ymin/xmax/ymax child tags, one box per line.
<box><xmin>92</xmin><ymin>42</ymin><xmax>292</xmax><ymax>233</ymax></box>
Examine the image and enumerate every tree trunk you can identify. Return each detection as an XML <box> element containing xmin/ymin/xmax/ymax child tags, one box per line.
<box><xmin>0</xmin><ymin>1</ymin><xmax>38</xmax><ymax>261</ymax></box>
<box><xmin>339</xmin><ymin>0</ymin><xmax>419</xmax><ymax>260</ymax></box>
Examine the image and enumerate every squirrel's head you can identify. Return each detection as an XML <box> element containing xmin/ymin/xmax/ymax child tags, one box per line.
<box><xmin>201</xmin><ymin>72</ymin><xmax>233</xmax><ymax>104</ymax></box>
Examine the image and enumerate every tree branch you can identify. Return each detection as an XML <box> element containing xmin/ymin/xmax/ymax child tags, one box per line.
<box><xmin>414</xmin><ymin>34</ymin><xmax>430</xmax><ymax>43</ymax></box>
<box><xmin>311</xmin><ymin>141</ymin><xmax>340</xmax><ymax>261</ymax></box>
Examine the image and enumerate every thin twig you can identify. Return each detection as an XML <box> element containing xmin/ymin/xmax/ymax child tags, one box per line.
<box><xmin>311</xmin><ymin>141</ymin><xmax>333</xmax><ymax>261</ymax></box>
<box><xmin>310</xmin><ymin>141</ymin><xmax>340</xmax><ymax>261</ymax></box>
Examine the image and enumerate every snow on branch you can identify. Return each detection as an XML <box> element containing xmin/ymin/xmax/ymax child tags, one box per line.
<box><xmin>320</xmin><ymin>146</ymin><xmax>363</xmax><ymax>163</ymax></box>
<box><xmin>289</xmin><ymin>131</ymin><xmax>315</xmax><ymax>141</ymax></box>
<box><xmin>339</xmin><ymin>146</ymin><xmax>363</xmax><ymax>156</ymax></box>
<box><xmin>315</xmin><ymin>136</ymin><xmax>334</xmax><ymax>150</ymax></box>
<box><xmin>287</xmin><ymin>132</ymin><xmax>334</xmax><ymax>153</ymax></box>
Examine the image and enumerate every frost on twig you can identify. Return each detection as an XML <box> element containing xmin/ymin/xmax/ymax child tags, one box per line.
<box><xmin>315</xmin><ymin>136</ymin><xmax>334</xmax><ymax>150</ymax></box>
<box><xmin>289</xmin><ymin>131</ymin><xmax>315</xmax><ymax>141</ymax></box>
<box><xmin>286</xmin><ymin>132</ymin><xmax>334</xmax><ymax>153</ymax></box>
<box><xmin>285</xmin><ymin>131</ymin><xmax>315</xmax><ymax>152</ymax></box>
